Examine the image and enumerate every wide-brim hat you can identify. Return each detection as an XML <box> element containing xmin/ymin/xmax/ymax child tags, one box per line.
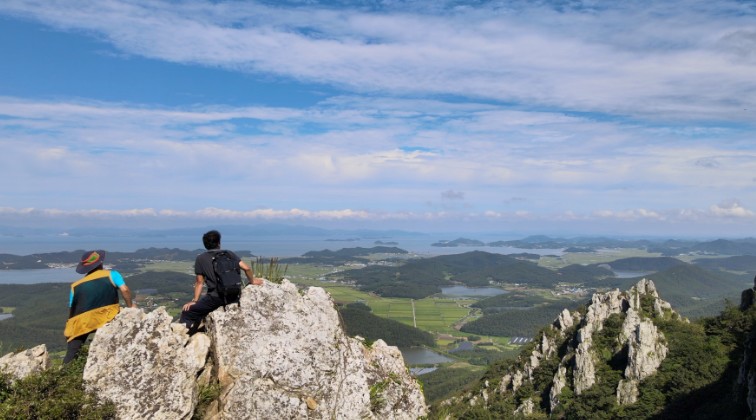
<box><xmin>76</xmin><ymin>250</ymin><xmax>106</xmax><ymax>274</ymax></box>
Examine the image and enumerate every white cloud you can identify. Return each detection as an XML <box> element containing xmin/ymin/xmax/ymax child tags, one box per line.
<box><xmin>709</xmin><ymin>200</ymin><xmax>756</xmax><ymax>218</ymax></box>
<box><xmin>1</xmin><ymin>0</ymin><xmax>755</xmax><ymax>122</ymax></box>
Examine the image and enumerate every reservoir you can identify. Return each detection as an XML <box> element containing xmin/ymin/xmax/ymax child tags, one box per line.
<box><xmin>400</xmin><ymin>347</ymin><xmax>454</xmax><ymax>365</ymax></box>
<box><xmin>612</xmin><ymin>270</ymin><xmax>653</xmax><ymax>279</ymax></box>
<box><xmin>0</xmin><ymin>268</ymin><xmax>76</xmax><ymax>285</ymax></box>
<box><xmin>440</xmin><ymin>286</ymin><xmax>507</xmax><ymax>297</ymax></box>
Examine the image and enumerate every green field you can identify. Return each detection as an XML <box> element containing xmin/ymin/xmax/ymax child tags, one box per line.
<box><xmin>286</xmin><ymin>279</ymin><xmax>474</xmax><ymax>336</ymax></box>
<box><xmin>139</xmin><ymin>261</ymin><xmax>194</xmax><ymax>274</ymax></box>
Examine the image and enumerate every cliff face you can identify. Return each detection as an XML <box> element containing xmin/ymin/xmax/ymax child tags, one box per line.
<box><xmin>450</xmin><ymin>279</ymin><xmax>679</xmax><ymax>417</ymax></box>
<box><xmin>1</xmin><ymin>280</ymin><xmax>426</xmax><ymax>419</ymax></box>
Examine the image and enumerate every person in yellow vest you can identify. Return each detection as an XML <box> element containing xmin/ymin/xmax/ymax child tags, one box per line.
<box><xmin>63</xmin><ymin>250</ymin><xmax>136</xmax><ymax>364</ymax></box>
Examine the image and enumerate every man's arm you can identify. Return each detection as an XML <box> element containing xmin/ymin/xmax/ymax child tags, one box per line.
<box><xmin>182</xmin><ymin>275</ymin><xmax>206</xmax><ymax>311</ymax></box>
<box><xmin>240</xmin><ymin>261</ymin><xmax>263</xmax><ymax>286</ymax></box>
<box><xmin>118</xmin><ymin>284</ymin><xmax>137</xmax><ymax>308</ymax></box>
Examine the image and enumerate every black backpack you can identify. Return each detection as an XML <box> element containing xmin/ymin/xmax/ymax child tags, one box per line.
<box><xmin>211</xmin><ymin>250</ymin><xmax>243</xmax><ymax>309</ymax></box>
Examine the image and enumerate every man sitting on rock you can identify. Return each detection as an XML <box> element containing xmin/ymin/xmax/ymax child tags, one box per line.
<box><xmin>179</xmin><ymin>230</ymin><xmax>263</xmax><ymax>334</ymax></box>
<box><xmin>64</xmin><ymin>250</ymin><xmax>137</xmax><ymax>364</ymax></box>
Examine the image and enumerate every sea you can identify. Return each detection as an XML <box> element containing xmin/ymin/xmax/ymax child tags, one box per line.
<box><xmin>0</xmin><ymin>235</ymin><xmax>563</xmax><ymax>285</ymax></box>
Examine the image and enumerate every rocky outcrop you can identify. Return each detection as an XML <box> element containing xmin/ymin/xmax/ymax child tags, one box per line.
<box><xmin>84</xmin><ymin>307</ymin><xmax>211</xmax><ymax>419</ymax></box>
<box><xmin>83</xmin><ymin>280</ymin><xmax>426</xmax><ymax>419</ymax></box>
<box><xmin>0</xmin><ymin>344</ymin><xmax>50</xmax><ymax>381</ymax></box>
<box><xmin>736</xmin><ymin>279</ymin><xmax>756</xmax><ymax>419</ymax></box>
<box><xmin>468</xmin><ymin>279</ymin><xmax>676</xmax><ymax>417</ymax></box>
<box><xmin>549</xmin><ymin>365</ymin><xmax>567</xmax><ymax>411</ymax></box>
<box><xmin>573</xmin><ymin>279</ymin><xmax>671</xmax><ymax>401</ymax></box>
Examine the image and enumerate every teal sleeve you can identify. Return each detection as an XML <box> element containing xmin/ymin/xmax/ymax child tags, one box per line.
<box><xmin>110</xmin><ymin>270</ymin><xmax>125</xmax><ymax>287</ymax></box>
<box><xmin>69</xmin><ymin>289</ymin><xmax>73</xmax><ymax>307</ymax></box>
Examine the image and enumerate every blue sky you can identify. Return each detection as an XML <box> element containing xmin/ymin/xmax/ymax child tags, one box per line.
<box><xmin>1</xmin><ymin>0</ymin><xmax>755</xmax><ymax>237</ymax></box>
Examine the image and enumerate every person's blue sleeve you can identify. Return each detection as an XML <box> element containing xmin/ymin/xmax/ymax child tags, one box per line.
<box><xmin>110</xmin><ymin>270</ymin><xmax>125</xmax><ymax>287</ymax></box>
<box><xmin>69</xmin><ymin>289</ymin><xmax>73</xmax><ymax>307</ymax></box>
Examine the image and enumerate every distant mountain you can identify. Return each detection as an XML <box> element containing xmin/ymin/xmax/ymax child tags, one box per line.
<box><xmin>692</xmin><ymin>238</ymin><xmax>756</xmax><ymax>255</ymax></box>
<box><xmin>281</xmin><ymin>246</ymin><xmax>408</xmax><ymax>265</ymax></box>
<box><xmin>693</xmin><ymin>255</ymin><xmax>756</xmax><ymax>272</ymax></box>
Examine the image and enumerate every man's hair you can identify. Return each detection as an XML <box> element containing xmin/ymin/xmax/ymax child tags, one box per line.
<box><xmin>202</xmin><ymin>230</ymin><xmax>221</xmax><ymax>250</ymax></box>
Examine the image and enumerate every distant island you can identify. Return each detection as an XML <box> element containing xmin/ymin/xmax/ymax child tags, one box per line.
<box><xmin>374</xmin><ymin>240</ymin><xmax>399</xmax><ymax>245</ymax></box>
<box><xmin>432</xmin><ymin>238</ymin><xmax>485</xmax><ymax>247</ymax></box>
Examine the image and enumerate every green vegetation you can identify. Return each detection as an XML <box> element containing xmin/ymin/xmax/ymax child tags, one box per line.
<box><xmin>193</xmin><ymin>381</ymin><xmax>221</xmax><ymax>420</ymax></box>
<box><xmin>338</xmin><ymin>303</ymin><xmax>435</xmax><ymax>347</ymax></box>
<box><xmin>420</xmin><ymin>366</ymin><xmax>486</xmax><ymax>405</ymax></box>
<box><xmin>0</xmin><ymin>348</ymin><xmax>116</xmax><ymax>419</ymax></box>
<box><xmin>693</xmin><ymin>255</ymin><xmax>756</xmax><ymax>273</ymax></box>
<box><xmin>252</xmin><ymin>257</ymin><xmax>288</xmax><ymax>284</ymax></box>
<box><xmin>472</xmin><ymin>292</ymin><xmax>556</xmax><ymax>311</ymax></box>
<box><xmin>599</xmin><ymin>256</ymin><xmax>685</xmax><ymax>271</ymax></box>
<box><xmin>334</xmin><ymin>251</ymin><xmax>599</xmax><ymax>299</ymax></box>
<box><xmin>431</xmin><ymin>296</ymin><xmax>756</xmax><ymax>419</ymax></box>
<box><xmin>461</xmin><ymin>300</ymin><xmax>581</xmax><ymax>337</ymax></box>
<box><xmin>0</xmin><ymin>283</ymin><xmax>69</xmax><ymax>353</ymax></box>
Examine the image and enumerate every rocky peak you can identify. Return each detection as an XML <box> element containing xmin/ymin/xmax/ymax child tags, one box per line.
<box><xmin>462</xmin><ymin>279</ymin><xmax>677</xmax><ymax>416</ymax></box>
<box><xmin>2</xmin><ymin>281</ymin><xmax>426</xmax><ymax>419</ymax></box>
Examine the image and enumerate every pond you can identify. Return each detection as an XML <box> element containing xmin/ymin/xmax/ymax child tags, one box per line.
<box><xmin>0</xmin><ymin>314</ymin><xmax>13</xmax><ymax>321</ymax></box>
<box><xmin>440</xmin><ymin>285</ymin><xmax>508</xmax><ymax>297</ymax></box>
<box><xmin>612</xmin><ymin>270</ymin><xmax>653</xmax><ymax>279</ymax></box>
<box><xmin>400</xmin><ymin>347</ymin><xmax>453</xmax><ymax>365</ymax></box>
<box><xmin>0</xmin><ymin>268</ymin><xmax>76</xmax><ymax>285</ymax></box>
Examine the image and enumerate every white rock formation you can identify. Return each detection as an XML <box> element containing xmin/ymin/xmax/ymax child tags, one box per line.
<box><xmin>84</xmin><ymin>280</ymin><xmax>426</xmax><ymax>420</ymax></box>
<box><xmin>0</xmin><ymin>344</ymin><xmax>50</xmax><ymax>381</ymax></box>
<box><xmin>514</xmin><ymin>398</ymin><xmax>535</xmax><ymax>416</ymax></box>
<box><xmin>84</xmin><ymin>307</ymin><xmax>211</xmax><ymax>420</ymax></box>
<box><xmin>492</xmin><ymin>279</ymin><xmax>674</xmax><ymax>416</ymax></box>
<box><xmin>549</xmin><ymin>365</ymin><xmax>567</xmax><ymax>412</ymax></box>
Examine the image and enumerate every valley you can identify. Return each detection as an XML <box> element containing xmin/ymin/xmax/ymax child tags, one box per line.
<box><xmin>1</xmin><ymin>236</ymin><xmax>755</xmax><ymax>406</ymax></box>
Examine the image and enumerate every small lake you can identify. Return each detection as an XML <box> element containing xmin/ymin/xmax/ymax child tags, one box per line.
<box><xmin>0</xmin><ymin>268</ymin><xmax>76</xmax><ymax>285</ymax></box>
<box><xmin>612</xmin><ymin>270</ymin><xmax>653</xmax><ymax>279</ymax></box>
<box><xmin>409</xmin><ymin>367</ymin><xmax>437</xmax><ymax>376</ymax></box>
<box><xmin>400</xmin><ymin>347</ymin><xmax>453</xmax><ymax>365</ymax></box>
<box><xmin>440</xmin><ymin>286</ymin><xmax>508</xmax><ymax>297</ymax></box>
<box><xmin>0</xmin><ymin>314</ymin><xmax>13</xmax><ymax>321</ymax></box>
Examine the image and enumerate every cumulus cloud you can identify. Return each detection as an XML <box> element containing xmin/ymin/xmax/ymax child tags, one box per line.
<box><xmin>709</xmin><ymin>200</ymin><xmax>755</xmax><ymax>218</ymax></box>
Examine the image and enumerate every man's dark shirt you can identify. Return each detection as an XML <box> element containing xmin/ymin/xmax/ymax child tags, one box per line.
<box><xmin>194</xmin><ymin>249</ymin><xmax>241</xmax><ymax>298</ymax></box>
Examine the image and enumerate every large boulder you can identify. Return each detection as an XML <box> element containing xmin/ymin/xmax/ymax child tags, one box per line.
<box><xmin>205</xmin><ymin>279</ymin><xmax>426</xmax><ymax>419</ymax></box>
<box><xmin>83</xmin><ymin>307</ymin><xmax>211</xmax><ymax>420</ymax></box>
<box><xmin>84</xmin><ymin>281</ymin><xmax>427</xmax><ymax>419</ymax></box>
<box><xmin>0</xmin><ymin>344</ymin><xmax>50</xmax><ymax>381</ymax></box>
